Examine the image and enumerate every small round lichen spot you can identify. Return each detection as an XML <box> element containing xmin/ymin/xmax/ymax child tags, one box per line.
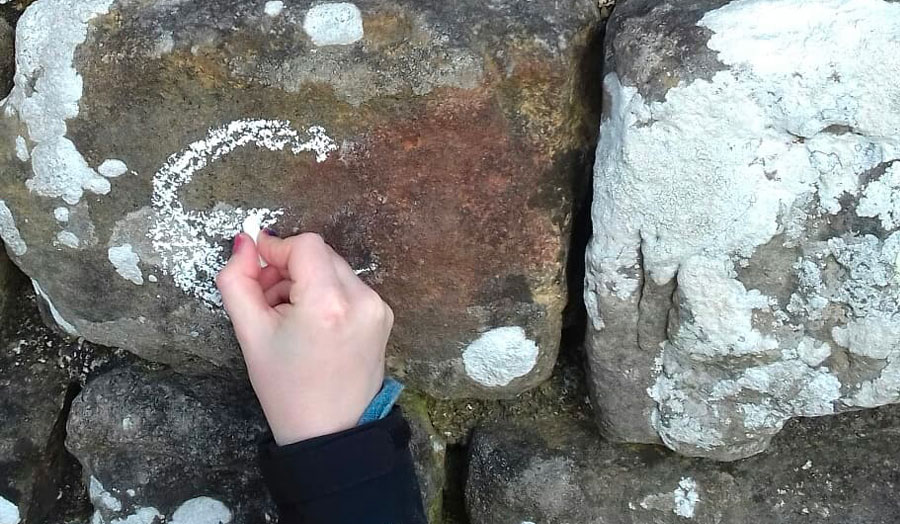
<box><xmin>98</xmin><ymin>159</ymin><xmax>129</xmax><ymax>178</ymax></box>
<box><xmin>264</xmin><ymin>0</ymin><xmax>284</xmax><ymax>17</ymax></box>
<box><xmin>463</xmin><ymin>326</ymin><xmax>539</xmax><ymax>387</ymax></box>
<box><xmin>303</xmin><ymin>3</ymin><xmax>364</xmax><ymax>46</ymax></box>
<box><xmin>0</xmin><ymin>496</ymin><xmax>19</xmax><ymax>524</ymax></box>
<box><xmin>170</xmin><ymin>497</ymin><xmax>232</xmax><ymax>524</ymax></box>
<box><xmin>54</xmin><ymin>207</ymin><xmax>70</xmax><ymax>223</ymax></box>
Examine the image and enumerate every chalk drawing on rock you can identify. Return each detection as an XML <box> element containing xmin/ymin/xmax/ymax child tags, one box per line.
<box><xmin>148</xmin><ymin>119</ymin><xmax>337</xmax><ymax>307</ymax></box>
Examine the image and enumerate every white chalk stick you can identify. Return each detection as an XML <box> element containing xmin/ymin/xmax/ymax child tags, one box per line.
<box><xmin>242</xmin><ymin>214</ymin><xmax>268</xmax><ymax>268</ymax></box>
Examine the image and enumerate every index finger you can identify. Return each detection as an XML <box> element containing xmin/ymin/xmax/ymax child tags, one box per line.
<box><xmin>257</xmin><ymin>232</ymin><xmax>339</xmax><ymax>290</ymax></box>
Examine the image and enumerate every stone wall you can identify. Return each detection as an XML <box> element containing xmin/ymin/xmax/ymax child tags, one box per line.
<box><xmin>1</xmin><ymin>0</ymin><xmax>899</xmax><ymax>523</ymax></box>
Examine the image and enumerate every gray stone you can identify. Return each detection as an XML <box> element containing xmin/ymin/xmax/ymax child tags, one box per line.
<box><xmin>66</xmin><ymin>366</ymin><xmax>276</xmax><ymax>524</ymax></box>
<box><xmin>0</xmin><ymin>289</ymin><xmax>82</xmax><ymax>524</ymax></box>
<box><xmin>0</xmin><ymin>0</ymin><xmax>600</xmax><ymax>399</ymax></box>
<box><xmin>0</xmin><ymin>246</ymin><xmax>24</xmax><ymax>320</ymax></box>
<box><xmin>466</xmin><ymin>406</ymin><xmax>900</xmax><ymax>523</ymax></box>
<box><xmin>584</xmin><ymin>0</ymin><xmax>900</xmax><ymax>459</ymax></box>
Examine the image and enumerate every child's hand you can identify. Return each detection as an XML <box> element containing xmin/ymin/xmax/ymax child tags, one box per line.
<box><xmin>216</xmin><ymin>232</ymin><xmax>392</xmax><ymax>445</ymax></box>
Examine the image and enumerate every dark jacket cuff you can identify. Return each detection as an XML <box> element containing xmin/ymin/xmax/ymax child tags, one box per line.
<box><xmin>259</xmin><ymin>407</ymin><xmax>426</xmax><ymax>524</ymax></box>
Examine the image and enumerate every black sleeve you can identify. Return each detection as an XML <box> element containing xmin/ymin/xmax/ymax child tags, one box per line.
<box><xmin>259</xmin><ymin>407</ymin><xmax>428</xmax><ymax>524</ymax></box>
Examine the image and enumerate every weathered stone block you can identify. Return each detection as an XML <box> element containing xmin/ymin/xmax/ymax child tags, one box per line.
<box><xmin>466</xmin><ymin>407</ymin><xmax>900</xmax><ymax>523</ymax></box>
<box><xmin>584</xmin><ymin>0</ymin><xmax>900</xmax><ymax>459</ymax></box>
<box><xmin>0</xmin><ymin>0</ymin><xmax>600</xmax><ymax>398</ymax></box>
<box><xmin>66</xmin><ymin>366</ymin><xmax>276</xmax><ymax>524</ymax></box>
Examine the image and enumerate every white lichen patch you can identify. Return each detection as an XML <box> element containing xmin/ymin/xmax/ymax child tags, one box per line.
<box><xmin>98</xmin><ymin>159</ymin><xmax>129</xmax><ymax>178</ymax></box>
<box><xmin>170</xmin><ymin>497</ymin><xmax>232</xmax><ymax>524</ymax></box>
<box><xmin>108</xmin><ymin>244</ymin><xmax>144</xmax><ymax>285</ymax></box>
<box><xmin>586</xmin><ymin>0</ymin><xmax>900</xmax><ymax>458</ymax></box>
<box><xmin>56</xmin><ymin>230</ymin><xmax>80</xmax><ymax>248</ymax></box>
<box><xmin>264</xmin><ymin>1</ymin><xmax>284</xmax><ymax>17</ymax></box>
<box><xmin>149</xmin><ymin>119</ymin><xmax>336</xmax><ymax>306</ymax></box>
<box><xmin>31</xmin><ymin>279</ymin><xmax>78</xmax><ymax>335</ymax></box>
<box><xmin>673</xmin><ymin>478</ymin><xmax>700</xmax><ymax>519</ymax></box>
<box><xmin>303</xmin><ymin>3</ymin><xmax>364</xmax><ymax>46</ymax></box>
<box><xmin>857</xmin><ymin>161</ymin><xmax>900</xmax><ymax>230</ymax></box>
<box><xmin>89</xmin><ymin>476</ymin><xmax>123</xmax><ymax>513</ymax></box>
<box><xmin>640</xmin><ymin>477</ymin><xmax>700</xmax><ymax>519</ymax></box>
<box><xmin>0</xmin><ymin>496</ymin><xmax>19</xmax><ymax>524</ymax></box>
<box><xmin>54</xmin><ymin>206</ymin><xmax>70</xmax><ymax>223</ymax></box>
<box><xmin>15</xmin><ymin>136</ymin><xmax>28</xmax><ymax>161</ymax></box>
<box><xmin>462</xmin><ymin>326</ymin><xmax>539</xmax><ymax>387</ymax></box>
<box><xmin>4</xmin><ymin>0</ymin><xmax>116</xmax><ymax>205</ymax></box>
<box><xmin>108</xmin><ymin>507</ymin><xmax>162</xmax><ymax>524</ymax></box>
<box><xmin>0</xmin><ymin>200</ymin><xmax>27</xmax><ymax>256</ymax></box>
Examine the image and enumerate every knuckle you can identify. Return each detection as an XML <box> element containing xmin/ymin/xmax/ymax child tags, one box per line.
<box><xmin>215</xmin><ymin>268</ymin><xmax>235</xmax><ymax>288</ymax></box>
<box><xmin>291</xmin><ymin>232</ymin><xmax>326</xmax><ymax>252</ymax></box>
<box><xmin>318</xmin><ymin>294</ymin><xmax>351</xmax><ymax>325</ymax></box>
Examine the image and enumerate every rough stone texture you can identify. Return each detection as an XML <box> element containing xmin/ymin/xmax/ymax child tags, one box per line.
<box><xmin>0</xmin><ymin>288</ymin><xmax>84</xmax><ymax>524</ymax></box>
<box><xmin>467</xmin><ymin>406</ymin><xmax>900</xmax><ymax>524</ymax></box>
<box><xmin>398</xmin><ymin>393</ymin><xmax>447</xmax><ymax>523</ymax></box>
<box><xmin>66</xmin><ymin>366</ymin><xmax>277</xmax><ymax>524</ymax></box>
<box><xmin>0</xmin><ymin>0</ymin><xmax>600</xmax><ymax>398</ymax></box>
<box><xmin>0</xmin><ymin>18</ymin><xmax>11</xmax><ymax>97</ymax></box>
<box><xmin>66</xmin><ymin>367</ymin><xmax>448</xmax><ymax>524</ymax></box>
<box><xmin>0</xmin><ymin>246</ymin><xmax>23</xmax><ymax>319</ymax></box>
<box><xmin>584</xmin><ymin>0</ymin><xmax>900</xmax><ymax>459</ymax></box>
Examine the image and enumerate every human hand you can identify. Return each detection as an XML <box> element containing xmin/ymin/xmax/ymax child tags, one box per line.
<box><xmin>216</xmin><ymin>232</ymin><xmax>393</xmax><ymax>445</ymax></box>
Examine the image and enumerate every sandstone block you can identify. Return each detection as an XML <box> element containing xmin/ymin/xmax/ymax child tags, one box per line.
<box><xmin>0</xmin><ymin>0</ymin><xmax>600</xmax><ymax>398</ymax></box>
<box><xmin>585</xmin><ymin>0</ymin><xmax>900</xmax><ymax>459</ymax></box>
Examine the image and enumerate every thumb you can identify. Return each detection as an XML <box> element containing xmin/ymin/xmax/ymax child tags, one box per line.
<box><xmin>216</xmin><ymin>233</ymin><xmax>276</xmax><ymax>347</ymax></box>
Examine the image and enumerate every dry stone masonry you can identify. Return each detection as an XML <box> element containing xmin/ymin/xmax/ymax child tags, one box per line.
<box><xmin>2</xmin><ymin>0</ymin><xmax>900</xmax><ymax>522</ymax></box>
<box><xmin>0</xmin><ymin>0</ymin><xmax>600</xmax><ymax>398</ymax></box>
<box><xmin>466</xmin><ymin>406</ymin><xmax>900</xmax><ymax>523</ymax></box>
<box><xmin>585</xmin><ymin>0</ymin><xmax>900</xmax><ymax>460</ymax></box>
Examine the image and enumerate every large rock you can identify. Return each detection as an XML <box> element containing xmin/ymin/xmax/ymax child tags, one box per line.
<box><xmin>0</xmin><ymin>0</ymin><xmax>600</xmax><ymax>398</ymax></box>
<box><xmin>66</xmin><ymin>366</ymin><xmax>276</xmax><ymax>524</ymax></box>
<box><xmin>67</xmin><ymin>367</ymin><xmax>446</xmax><ymax>524</ymax></box>
<box><xmin>0</xmin><ymin>289</ymin><xmax>80</xmax><ymax>524</ymax></box>
<box><xmin>466</xmin><ymin>406</ymin><xmax>900</xmax><ymax>523</ymax></box>
<box><xmin>584</xmin><ymin>0</ymin><xmax>900</xmax><ymax>459</ymax></box>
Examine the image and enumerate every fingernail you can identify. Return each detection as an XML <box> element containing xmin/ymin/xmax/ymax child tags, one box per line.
<box><xmin>232</xmin><ymin>234</ymin><xmax>245</xmax><ymax>254</ymax></box>
<box><xmin>263</xmin><ymin>228</ymin><xmax>279</xmax><ymax>237</ymax></box>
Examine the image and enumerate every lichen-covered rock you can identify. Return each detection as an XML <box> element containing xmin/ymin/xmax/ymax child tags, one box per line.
<box><xmin>0</xmin><ymin>290</ymin><xmax>80</xmax><ymax>524</ymax></box>
<box><xmin>467</xmin><ymin>406</ymin><xmax>900</xmax><ymax>523</ymax></box>
<box><xmin>0</xmin><ymin>0</ymin><xmax>600</xmax><ymax>398</ymax></box>
<box><xmin>65</xmin><ymin>366</ymin><xmax>276</xmax><ymax>524</ymax></box>
<box><xmin>584</xmin><ymin>0</ymin><xmax>900</xmax><ymax>459</ymax></box>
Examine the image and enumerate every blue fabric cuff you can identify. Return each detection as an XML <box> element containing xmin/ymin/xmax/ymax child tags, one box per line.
<box><xmin>357</xmin><ymin>378</ymin><xmax>404</xmax><ymax>425</ymax></box>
